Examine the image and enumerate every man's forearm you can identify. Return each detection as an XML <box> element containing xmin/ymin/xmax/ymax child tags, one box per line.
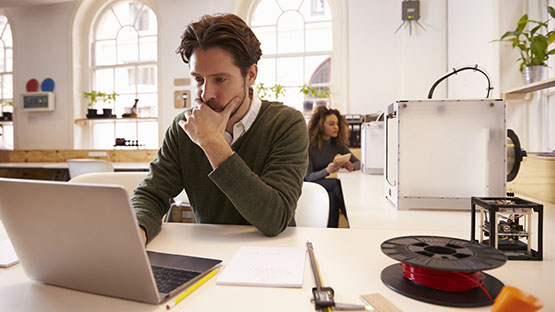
<box><xmin>199</xmin><ymin>136</ymin><xmax>234</xmax><ymax>169</ymax></box>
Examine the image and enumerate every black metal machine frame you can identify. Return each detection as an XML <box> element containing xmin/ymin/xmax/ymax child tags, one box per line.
<box><xmin>471</xmin><ymin>196</ymin><xmax>543</xmax><ymax>261</ymax></box>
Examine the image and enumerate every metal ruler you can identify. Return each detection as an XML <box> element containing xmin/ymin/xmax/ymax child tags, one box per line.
<box><xmin>360</xmin><ymin>293</ymin><xmax>401</xmax><ymax>312</ymax></box>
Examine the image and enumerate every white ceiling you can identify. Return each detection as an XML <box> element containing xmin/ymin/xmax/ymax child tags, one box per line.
<box><xmin>0</xmin><ymin>0</ymin><xmax>75</xmax><ymax>8</ymax></box>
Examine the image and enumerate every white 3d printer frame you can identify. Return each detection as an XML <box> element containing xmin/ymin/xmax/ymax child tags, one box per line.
<box><xmin>384</xmin><ymin>99</ymin><xmax>506</xmax><ymax>210</ymax></box>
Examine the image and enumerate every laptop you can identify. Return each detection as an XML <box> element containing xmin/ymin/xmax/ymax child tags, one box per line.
<box><xmin>0</xmin><ymin>178</ymin><xmax>222</xmax><ymax>304</ymax></box>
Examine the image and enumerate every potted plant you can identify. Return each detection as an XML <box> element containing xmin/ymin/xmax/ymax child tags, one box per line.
<box><xmin>255</xmin><ymin>83</ymin><xmax>286</xmax><ymax>101</ymax></box>
<box><xmin>1</xmin><ymin>101</ymin><xmax>13</xmax><ymax>121</ymax></box>
<box><xmin>83</xmin><ymin>91</ymin><xmax>101</xmax><ymax>118</ymax></box>
<box><xmin>255</xmin><ymin>83</ymin><xmax>332</xmax><ymax>112</ymax></box>
<box><xmin>299</xmin><ymin>84</ymin><xmax>331</xmax><ymax>98</ymax></box>
<box><xmin>83</xmin><ymin>91</ymin><xmax>118</xmax><ymax>118</ymax></box>
<box><xmin>299</xmin><ymin>84</ymin><xmax>331</xmax><ymax>112</ymax></box>
<box><xmin>497</xmin><ymin>5</ymin><xmax>555</xmax><ymax>84</ymax></box>
<box><xmin>100</xmin><ymin>91</ymin><xmax>118</xmax><ymax>117</ymax></box>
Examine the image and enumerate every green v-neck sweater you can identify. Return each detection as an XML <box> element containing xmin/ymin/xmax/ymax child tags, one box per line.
<box><xmin>131</xmin><ymin>101</ymin><xmax>308</xmax><ymax>242</ymax></box>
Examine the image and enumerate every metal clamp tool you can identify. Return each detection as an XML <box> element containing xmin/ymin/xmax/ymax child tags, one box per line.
<box><xmin>306</xmin><ymin>241</ymin><xmax>370</xmax><ymax>311</ymax></box>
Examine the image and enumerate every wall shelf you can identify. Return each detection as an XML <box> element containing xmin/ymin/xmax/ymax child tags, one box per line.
<box><xmin>503</xmin><ymin>77</ymin><xmax>555</xmax><ymax>100</ymax></box>
<box><xmin>74</xmin><ymin>117</ymin><xmax>157</xmax><ymax>125</ymax></box>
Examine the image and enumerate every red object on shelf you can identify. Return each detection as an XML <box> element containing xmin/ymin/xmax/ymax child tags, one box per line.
<box><xmin>26</xmin><ymin>79</ymin><xmax>39</xmax><ymax>92</ymax></box>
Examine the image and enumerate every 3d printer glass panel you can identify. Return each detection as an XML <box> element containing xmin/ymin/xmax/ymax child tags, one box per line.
<box><xmin>396</xmin><ymin>100</ymin><xmax>505</xmax><ymax>199</ymax></box>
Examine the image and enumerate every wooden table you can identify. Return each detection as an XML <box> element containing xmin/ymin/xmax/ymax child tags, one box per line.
<box><xmin>0</xmin><ymin>162</ymin><xmax>150</xmax><ymax>180</ymax></box>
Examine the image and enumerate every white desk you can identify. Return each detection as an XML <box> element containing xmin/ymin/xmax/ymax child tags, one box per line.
<box><xmin>339</xmin><ymin>172</ymin><xmax>471</xmax><ymax>231</ymax></box>
<box><xmin>339</xmin><ymin>171</ymin><xmax>555</xmax><ymax>234</ymax></box>
<box><xmin>1</xmin><ymin>222</ymin><xmax>553</xmax><ymax>312</ymax></box>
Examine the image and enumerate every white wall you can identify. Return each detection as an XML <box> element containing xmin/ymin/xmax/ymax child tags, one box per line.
<box><xmin>347</xmin><ymin>0</ymin><xmax>505</xmax><ymax>116</ymax></box>
<box><xmin>447</xmin><ymin>0</ymin><xmax>498</xmax><ymax>100</ymax></box>
<box><xmin>9</xmin><ymin>2</ymin><xmax>76</xmax><ymax>149</ymax></box>
<box><xmin>347</xmin><ymin>0</ymin><xmax>402</xmax><ymax>114</ymax></box>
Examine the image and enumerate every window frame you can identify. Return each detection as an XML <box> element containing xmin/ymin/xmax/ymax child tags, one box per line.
<box><xmin>248</xmin><ymin>0</ymin><xmax>332</xmax><ymax>113</ymax></box>
<box><xmin>84</xmin><ymin>0</ymin><xmax>160</xmax><ymax>149</ymax></box>
<box><xmin>236</xmin><ymin>0</ymin><xmax>348</xmax><ymax>113</ymax></box>
<box><xmin>0</xmin><ymin>14</ymin><xmax>12</xmax><ymax>101</ymax></box>
<box><xmin>0</xmin><ymin>11</ymin><xmax>13</xmax><ymax>150</ymax></box>
<box><xmin>90</xmin><ymin>2</ymin><xmax>158</xmax><ymax>114</ymax></box>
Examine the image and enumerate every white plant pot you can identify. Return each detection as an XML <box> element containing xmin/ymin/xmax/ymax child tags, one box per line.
<box><xmin>522</xmin><ymin>65</ymin><xmax>547</xmax><ymax>84</ymax></box>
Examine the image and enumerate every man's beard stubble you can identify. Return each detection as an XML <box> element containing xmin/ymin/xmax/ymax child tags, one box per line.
<box><xmin>205</xmin><ymin>81</ymin><xmax>248</xmax><ymax>119</ymax></box>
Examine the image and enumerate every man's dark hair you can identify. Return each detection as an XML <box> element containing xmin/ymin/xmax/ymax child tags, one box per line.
<box><xmin>176</xmin><ymin>13</ymin><xmax>262</xmax><ymax>77</ymax></box>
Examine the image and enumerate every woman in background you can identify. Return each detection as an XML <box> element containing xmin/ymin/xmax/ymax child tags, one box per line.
<box><xmin>305</xmin><ymin>105</ymin><xmax>360</xmax><ymax>227</ymax></box>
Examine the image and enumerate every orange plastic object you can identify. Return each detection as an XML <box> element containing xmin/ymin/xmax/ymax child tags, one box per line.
<box><xmin>492</xmin><ymin>286</ymin><xmax>543</xmax><ymax>312</ymax></box>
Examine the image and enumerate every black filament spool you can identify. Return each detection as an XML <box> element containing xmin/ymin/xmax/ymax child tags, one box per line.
<box><xmin>380</xmin><ymin>235</ymin><xmax>507</xmax><ymax>307</ymax></box>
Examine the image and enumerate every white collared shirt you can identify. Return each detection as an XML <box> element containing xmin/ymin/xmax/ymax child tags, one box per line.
<box><xmin>224</xmin><ymin>91</ymin><xmax>262</xmax><ymax>145</ymax></box>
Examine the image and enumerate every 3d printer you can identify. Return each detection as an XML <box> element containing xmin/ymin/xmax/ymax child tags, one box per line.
<box><xmin>471</xmin><ymin>196</ymin><xmax>543</xmax><ymax>261</ymax></box>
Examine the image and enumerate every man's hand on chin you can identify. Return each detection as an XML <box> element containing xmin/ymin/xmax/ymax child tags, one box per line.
<box><xmin>179</xmin><ymin>96</ymin><xmax>242</xmax><ymax>168</ymax></box>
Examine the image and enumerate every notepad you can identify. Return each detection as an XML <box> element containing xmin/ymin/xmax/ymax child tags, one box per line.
<box><xmin>0</xmin><ymin>239</ymin><xmax>19</xmax><ymax>268</ymax></box>
<box><xmin>327</xmin><ymin>153</ymin><xmax>351</xmax><ymax>179</ymax></box>
<box><xmin>216</xmin><ymin>246</ymin><xmax>306</xmax><ymax>288</ymax></box>
<box><xmin>333</xmin><ymin>153</ymin><xmax>351</xmax><ymax>165</ymax></box>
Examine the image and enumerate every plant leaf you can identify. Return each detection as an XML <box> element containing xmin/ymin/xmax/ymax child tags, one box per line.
<box><xmin>515</xmin><ymin>14</ymin><xmax>528</xmax><ymax>33</ymax></box>
<box><xmin>530</xmin><ymin>24</ymin><xmax>542</xmax><ymax>36</ymax></box>
<box><xmin>548</xmin><ymin>32</ymin><xmax>555</xmax><ymax>45</ymax></box>
<box><xmin>500</xmin><ymin>30</ymin><xmax>519</xmax><ymax>40</ymax></box>
<box><xmin>531</xmin><ymin>35</ymin><xmax>548</xmax><ymax>63</ymax></box>
<box><xmin>548</xmin><ymin>6</ymin><xmax>555</xmax><ymax>19</ymax></box>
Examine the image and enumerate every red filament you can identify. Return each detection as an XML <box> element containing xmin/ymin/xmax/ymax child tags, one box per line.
<box><xmin>401</xmin><ymin>263</ymin><xmax>491</xmax><ymax>300</ymax></box>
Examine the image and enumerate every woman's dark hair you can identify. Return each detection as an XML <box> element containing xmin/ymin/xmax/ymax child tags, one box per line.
<box><xmin>176</xmin><ymin>14</ymin><xmax>262</xmax><ymax>77</ymax></box>
<box><xmin>307</xmin><ymin>105</ymin><xmax>349</xmax><ymax>149</ymax></box>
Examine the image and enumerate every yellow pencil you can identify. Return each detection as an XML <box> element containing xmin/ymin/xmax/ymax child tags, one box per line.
<box><xmin>165</xmin><ymin>268</ymin><xmax>219</xmax><ymax>310</ymax></box>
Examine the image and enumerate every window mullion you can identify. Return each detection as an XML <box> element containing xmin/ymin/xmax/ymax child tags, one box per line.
<box><xmin>0</xmin><ymin>22</ymin><xmax>5</xmax><ymax>38</ymax></box>
<box><xmin>274</xmin><ymin>23</ymin><xmax>278</xmax><ymax>86</ymax></box>
<box><xmin>92</xmin><ymin>61</ymin><xmax>157</xmax><ymax>70</ymax></box>
<box><xmin>133</xmin><ymin>4</ymin><xmax>145</xmax><ymax>28</ymax></box>
<box><xmin>303</xmin><ymin>8</ymin><xmax>306</xmax><ymax>85</ymax></box>
<box><xmin>262</xmin><ymin>51</ymin><xmax>331</xmax><ymax>58</ymax></box>
<box><xmin>111</xmin><ymin>7</ymin><xmax>122</xmax><ymax>28</ymax></box>
<box><xmin>135</xmin><ymin>64</ymin><xmax>139</xmax><ymax>99</ymax></box>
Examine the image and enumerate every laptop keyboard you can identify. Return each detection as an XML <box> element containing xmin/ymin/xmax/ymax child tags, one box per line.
<box><xmin>152</xmin><ymin>265</ymin><xmax>201</xmax><ymax>294</ymax></box>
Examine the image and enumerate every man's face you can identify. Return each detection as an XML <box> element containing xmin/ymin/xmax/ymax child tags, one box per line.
<box><xmin>189</xmin><ymin>47</ymin><xmax>250</xmax><ymax>116</ymax></box>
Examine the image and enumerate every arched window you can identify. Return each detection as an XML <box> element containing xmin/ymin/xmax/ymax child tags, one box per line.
<box><xmin>249</xmin><ymin>0</ymin><xmax>332</xmax><ymax>113</ymax></box>
<box><xmin>88</xmin><ymin>1</ymin><xmax>158</xmax><ymax>149</ymax></box>
<box><xmin>0</xmin><ymin>13</ymin><xmax>13</xmax><ymax>150</ymax></box>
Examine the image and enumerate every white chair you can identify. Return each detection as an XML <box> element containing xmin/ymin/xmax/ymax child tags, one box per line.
<box><xmin>67</xmin><ymin>159</ymin><xmax>114</xmax><ymax>179</ymax></box>
<box><xmin>68</xmin><ymin>171</ymin><xmax>148</xmax><ymax>198</ymax></box>
<box><xmin>295</xmin><ymin>182</ymin><xmax>329</xmax><ymax>227</ymax></box>
<box><xmin>69</xmin><ymin>171</ymin><xmax>193</xmax><ymax>223</ymax></box>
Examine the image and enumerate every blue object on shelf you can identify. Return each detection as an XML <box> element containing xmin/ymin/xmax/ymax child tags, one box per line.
<box><xmin>41</xmin><ymin>78</ymin><xmax>55</xmax><ymax>92</ymax></box>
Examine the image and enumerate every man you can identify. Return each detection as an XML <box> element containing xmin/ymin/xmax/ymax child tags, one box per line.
<box><xmin>131</xmin><ymin>13</ymin><xmax>308</xmax><ymax>243</ymax></box>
